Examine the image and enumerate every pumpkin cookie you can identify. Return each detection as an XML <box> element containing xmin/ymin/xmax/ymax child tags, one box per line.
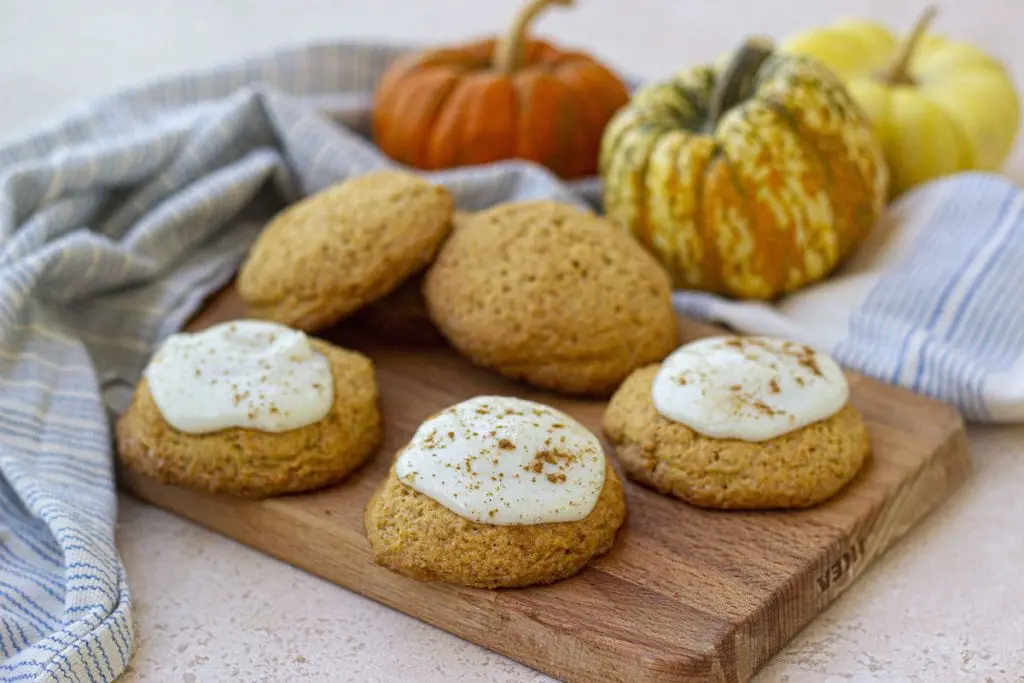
<box><xmin>604</xmin><ymin>336</ymin><xmax>870</xmax><ymax>509</ymax></box>
<box><xmin>238</xmin><ymin>170</ymin><xmax>454</xmax><ymax>331</ymax></box>
<box><xmin>423</xmin><ymin>201</ymin><xmax>679</xmax><ymax>396</ymax></box>
<box><xmin>116</xmin><ymin>320</ymin><xmax>381</xmax><ymax>498</ymax></box>
<box><xmin>364</xmin><ymin>396</ymin><xmax>626</xmax><ymax>588</ymax></box>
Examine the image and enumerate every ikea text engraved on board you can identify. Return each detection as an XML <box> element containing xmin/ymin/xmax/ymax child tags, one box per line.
<box><xmin>818</xmin><ymin>539</ymin><xmax>865</xmax><ymax>592</ymax></box>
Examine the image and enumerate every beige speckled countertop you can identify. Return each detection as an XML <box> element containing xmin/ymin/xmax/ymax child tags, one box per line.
<box><xmin>4</xmin><ymin>0</ymin><xmax>1024</xmax><ymax>680</ymax></box>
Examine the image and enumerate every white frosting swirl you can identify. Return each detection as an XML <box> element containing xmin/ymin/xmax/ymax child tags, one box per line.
<box><xmin>144</xmin><ymin>320</ymin><xmax>333</xmax><ymax>434</ymax></box>
<box><xmin>651</xmin><ymin>336</ymin><xmax>849</xmax><ymax>442</ymax></box>
<box><xmin>395</xmin><ymin>396</ymin><xmax>606</xmax><ymax>526</ymax></box>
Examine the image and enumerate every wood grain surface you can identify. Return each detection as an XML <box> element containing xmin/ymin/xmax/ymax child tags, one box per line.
<box><xmin>120</xmin><ymin>283</ymin><xmax>972</xmax><ymax>683</ymax></box>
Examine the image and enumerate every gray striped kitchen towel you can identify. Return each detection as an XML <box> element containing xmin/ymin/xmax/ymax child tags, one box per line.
<box><xmin>1</xmin><ymin>39</ymin><xmax>1022</xmax><ymax>682</ymax></box>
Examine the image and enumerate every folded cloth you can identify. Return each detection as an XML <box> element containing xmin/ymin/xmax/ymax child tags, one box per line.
<box><xmin>0</xmin><ymin>38</ymin><xmax>1020</xmax><ymax>681</ymax></box>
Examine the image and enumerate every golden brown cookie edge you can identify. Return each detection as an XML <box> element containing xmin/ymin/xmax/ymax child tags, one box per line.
<box><xmin>364</xmin><ymin>458</ymin><xmax>626</xmax><ymax>589</ymax></box>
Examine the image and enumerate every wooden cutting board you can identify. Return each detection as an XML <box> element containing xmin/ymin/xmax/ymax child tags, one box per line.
<box><xmin>119</xmin><ymin>283</ymin><xmax>971</xmax><ymax>683</ymax></box>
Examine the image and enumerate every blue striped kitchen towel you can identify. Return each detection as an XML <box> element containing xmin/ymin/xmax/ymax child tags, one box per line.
<box><xmin>0</xmin><ymin>39</ymin><xmax>1021</xmax><ymax>682</ymax></box>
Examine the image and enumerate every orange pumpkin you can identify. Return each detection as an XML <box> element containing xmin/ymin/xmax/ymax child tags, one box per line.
<box><xmin>371</xmin><ymin>0</ymin><xmax>630</xmax><ymax>179</ymax></box>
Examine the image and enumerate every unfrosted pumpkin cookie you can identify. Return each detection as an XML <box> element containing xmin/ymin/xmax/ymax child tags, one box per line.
<box><xmin>423</xmin><ymin>201</ymin><xmax>678</xmax><ymax>396</ymax></box>
<box><xmin>115</xmin><ymin>320</ymin><xmax>381</xmax><ymax>498</ymax></box>
<box><xmin>603</xmin><ymin>336</ymin><xmax>869</xmax><ymax>509</ymax></box>
<box><xmin>238</xmin><ymin>170</ymin><xmax>454</xmax><ymax>331</ymax></box>
<box><xmin>364</xmin><ymin>396</ymin><xmax>626</xmax><ymax>588</ymax></box>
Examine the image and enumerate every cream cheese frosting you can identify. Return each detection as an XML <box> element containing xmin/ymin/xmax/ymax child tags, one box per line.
<box><xmin>651</xmin><ymin>336</ymin><xmax>849</xmax><ymax>442</ymax></box>
<box><xmin>395</xmin><ymin>396</ymin><xmax>606</xmax><ymax>525</ymax></box>
<box><xmin>144</xmin><ymin>320</ymin><xmax>333</xmax><ymax>434</ymax></box>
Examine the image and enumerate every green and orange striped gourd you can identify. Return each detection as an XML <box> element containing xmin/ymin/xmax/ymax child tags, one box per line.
<box><xmin>599</xmin><ymin>38</ymin><xmax>889</xmax><ymax>300</ymax></box>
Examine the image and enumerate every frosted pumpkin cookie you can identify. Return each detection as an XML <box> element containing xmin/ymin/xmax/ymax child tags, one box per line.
<box><xmin>238</xmin><ymin>170</ymin><xmax>454</xmax><ymax>331</ymax></box>
<box><xmin>364</xmin><ymin>396</ymin><xmax>626</xmax><ymax>588</ymax></box>
<box><xmin>604</xmin><ymin>336</ymin><xmax>870</xmax><ymax>509</ymax></box>
<box><xmin>423</xmin><ymin>200</ymin><xmax>678</xmax><ymax>396</ymax></box>
<box><xmin>115</xmin><ymin>320</ymin><xmax>381</xmax><ymax>498</ymax></box>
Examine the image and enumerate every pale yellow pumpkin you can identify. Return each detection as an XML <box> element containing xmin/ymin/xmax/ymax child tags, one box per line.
<box><xmin>782</xmin><ymin>7</ymin><xmax>1021</xmax><ymax>196</ymax></box>
<box><xmin>599</xmin><ymin>39</ymin><xmax>888</xmax><ymax>300</ymax></box>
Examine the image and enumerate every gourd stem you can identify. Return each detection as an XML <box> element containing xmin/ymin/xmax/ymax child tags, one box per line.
<box><xmin>884</xmin><ymin>5</ymin><xmax>939</xmax><ymax>85</ymax></box>
<box><xmin>494</xmin><ymin>0</ymin><xmax>573</xmax><ymax>74</ymax></box>
<box><xmin>707</xmin><ymin>37</ymin><xmax>775</xmax><ymax>130</ymax></box>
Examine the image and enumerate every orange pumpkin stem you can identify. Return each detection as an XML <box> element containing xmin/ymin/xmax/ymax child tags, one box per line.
<box><xmin>884</xmin><ymin>5</ymin><xmax>939</xmax><ymax>85</ymax></box>
<box><xmin>494</xmin><ymin>0</ymin><xmax>574</xmax><ymax>74</ymax></box>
